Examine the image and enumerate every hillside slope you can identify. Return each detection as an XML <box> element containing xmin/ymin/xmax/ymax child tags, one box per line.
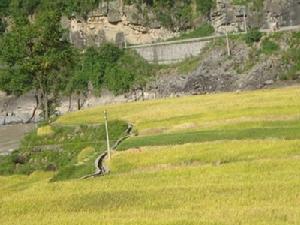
<box><xmin>1</xmin><ymin>86</ymin><xmax>300</xmax><ymax>224</ymax></box>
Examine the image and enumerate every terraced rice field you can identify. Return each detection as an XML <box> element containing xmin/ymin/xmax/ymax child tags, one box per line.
<box><xmin>1</xmin><ymin>86</ymin><xmax>300</xmax><ymax>225</ymax></box>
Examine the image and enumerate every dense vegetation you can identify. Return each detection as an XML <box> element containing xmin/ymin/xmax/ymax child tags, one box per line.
<box><xmin>168</xmin><ymin>23</ymin><xmax>215</xmax><ymax>41</ymax></box>
<box><xmin>0</xmin><ymin>1</ymin><xmax>153</xmax><ymax>120</ymax></box>
<box><xmin>0</xmin><ymin>0</ymin><xmax>217</xmax><ymax>36</ymax></box>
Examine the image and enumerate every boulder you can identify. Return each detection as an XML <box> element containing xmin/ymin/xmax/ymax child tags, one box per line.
<box><xmin>108</xmin><ymin>9</ymin><xmax>122</xmax><ymax>24</ymax></box>
<box><xmin>70</xmin><ymin>31</ymin><xmax>85</xmax><ymax>48</ymax></box>
<box><xmin>125</xmin><ymin>5</ymin><xmax>143</xmax><ymax>25</ymax></box>
<box><xmin>264</xmin><ymin>80</ymin><xmax>274</xmax><ymax>85</ymax></box>
<box><xmin>264</xmin><ymin>0</ymin><xmax>300</xmax><ymax>28</ymax></box>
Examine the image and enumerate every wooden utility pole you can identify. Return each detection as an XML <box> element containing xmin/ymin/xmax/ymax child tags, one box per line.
<box><xmin>226</xmin><ymin>32</ymin><xmax>231</xmax><ymax>56</ymax></box>
<box><xmin>243</xmin><ymin>6</ymin><xmax>247</xmax><ymax>33</ymax></box>
<box><xmin>104</xmin><ymin>110</ymin><xmax>111</xmax><ymax>160</ymax></box>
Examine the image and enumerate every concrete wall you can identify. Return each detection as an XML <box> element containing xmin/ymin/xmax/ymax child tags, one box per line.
<box><xmin>129</xmin><ymin>39</ymin><xmax>211</xmax><ymax>64</ymax></box>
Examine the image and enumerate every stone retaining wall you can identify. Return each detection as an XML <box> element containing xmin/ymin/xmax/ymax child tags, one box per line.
<box><xmin>130</xmin><ymin>39</ymin><xmax>210</xmax><ymax>64</ymax></box>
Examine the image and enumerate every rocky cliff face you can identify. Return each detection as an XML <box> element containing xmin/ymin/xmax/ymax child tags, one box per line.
<box><xmin>64</xmin><ymin>1</ymin><xmax>177</xmax><ymax>48</ymax></box>
<box><xmin>147</xmin><ymin>42</ymin><xmax>287</xmax><ymax>97</ymax></box>
<box><xmin>211</xmin><ymin>0</ymin><xmax>300</xmax><ymax>33</ymax></box>
<box><xmin>65</xmin><ymin>0</ymin><xmax>300</xmax><ymax>48</ymax></box>
<box><xmin>264</xmin><ymin>0</ymin><xmax>300</xmax><ymax>28</ymax></box>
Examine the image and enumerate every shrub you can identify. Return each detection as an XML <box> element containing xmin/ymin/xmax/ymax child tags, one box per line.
<box><xmin>244</xmin><ymin>28</ymin><xmax>263</xmax><ymax>45</ymax></box>
<box><xmin>196</xmin><ymin>0</ymin><xmax>215</xmax><ymax>15</ymax></box>
<box><xmin>169</xmin><ymin>23</ymin><xmax>215</xmax><ymax>41</ymax></box>
<box><xmin>281</xmin><ymin>48</ymin><xmax>300</xmax><ymax>80</ymax></box>
<box><xmin>104</xmin><ymin>50</ymin><xmax>152</xmax><ymax>95</ymax></box>
<box><xmin>261</xmin><ymin>40</ymin><xmax>279</xmax><ymax>55</ymax></box>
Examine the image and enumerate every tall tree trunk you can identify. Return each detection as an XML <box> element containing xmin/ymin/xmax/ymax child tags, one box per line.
<box><xmin>43</xmin><ymin>92</ymin><xmax>49</xmax><ymax>121</ymax></box>
<box><xmin>37</xmin><ymin>89</ymin><xmax>42</xmax><ymax>109</ymax></box>
<box><xmin>77</xmin><ymin>92</ymin><xmax>81</xmax><ymax>110</ymax></box>
<box><xmin>28</xmin><ymin>89</ymin><xmax>40</xmax><ymax>123</ymax></box>
<box><xmin>68</xmin><ymin>95</ymin><xmax>72</xmax><ymax>112</ymax></box>
<box><xmin>141</xmin><ymin>88</ymin><xmax>144</xmax><ymax>101</ymax></box>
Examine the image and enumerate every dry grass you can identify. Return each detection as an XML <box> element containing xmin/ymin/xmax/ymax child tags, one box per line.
<box><xmin>1</xmin><ymin>140</ymin><xmax>300</xmax><ymax>225</ymax></box>
<box><xmin>1</xmin><ymin>86</ymin><xmax>300</xmax><ymax>224</ymax></box>
<box><xmin>37</xmin><ymin>125</ymin><xmax>54</xmax><ymax>136</ymax></box>
<box><xmin>57</xmin><ymin>86</ymin><xmax>300</xmax><ymax>134</ymax></box>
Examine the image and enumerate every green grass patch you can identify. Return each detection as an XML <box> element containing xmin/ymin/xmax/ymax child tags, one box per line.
<box><xmin>168</xmin><ymin>23</ymin><xmax>215</xmax><ymax>41</ymax></box>
<box><xmin>0</xmin><ymin>120</ymin><xmax>128</xmax><ymax>181</ymax></box>
<box><xmin>261</xmin><ymin>39</ymin><xmax>280</xmax><ymax>55</ymax></box>
<box><xmin>119</xmin><ymin>126</ymin><xmax>300</xmax><ymax>150</ymax></box>
<box><xmin>281</xmin><ymin>33</ymin><xmax>300</xmax><ymax>80</ymax></box>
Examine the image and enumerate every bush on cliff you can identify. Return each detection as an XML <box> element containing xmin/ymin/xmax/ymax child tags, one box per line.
<box><xmin>244</xmin><ymin>28</ymin><xmax>263</xmax><ymax>45</ymax></box>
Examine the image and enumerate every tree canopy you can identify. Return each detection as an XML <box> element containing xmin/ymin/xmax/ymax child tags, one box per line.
<box><xmin>0</xmin><ymin>9</ymin><xmax>76</xmax><ymax>120</ymax></box>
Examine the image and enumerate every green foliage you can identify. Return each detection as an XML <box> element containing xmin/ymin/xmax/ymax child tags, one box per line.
<box><xmin>0</xmin><ymin>0</ymin><xmax>9</xmax><ymax>16</ymax></box>
<box><xmin>0</xmin><ymin>9</ymin><xmax>77</xmax><ymax>119</ymax></box>
<box><xmin>152</xmin><ymin>0</ymin><xmax>193</xmax><ymax>31</ymax></box>
<box><xmin>169</xmin><ymin>23</ymin><xmax>214</xmax><ymax>41</ymax></box>
<box><xmin>0</xmin><ymin>24</ymin><xmax>35</xmax><ymax>95</ymax></box>
<box><xmin>232</xmin><ymin>0</ymin><xmax>264</xmax><ymax>11</ymax></box>
<box><xmin>62</xmin><ymin>0</ymin><xmax>101</xmax><ymax>18</ymax></box>
<box><xmin>0</xmin><ymin>18</ymin><xmax>5</xmax><ymax>34</ymax></box>
<box><xmin>244</xmin><ymin>28</ymin><xmax>263</xmax><ymax>45</ymax></box>
<box><xmin>0</xmin><ymin>67</ymin><xmax>32</xmax><ymax>96</ymax></box>
<box><xmin>261</xmin><ymin>39</ymin><xmax>279</xmax><ymax>55</ymax></box>
<box><xmin>119</xmin><ymin>125</ymin><xmax>300</xmax><ymax>150</ymax></box>
<box><xmin>0</xmin><ymin>120</ymin><xmax>128</xmax><ymax>181</ymax></box>
<box><xmin>91</xmin><ymin>44</ymin><xmax>124</xmax><ymax>92</ymax></box>
<box><xmin>105</xmin><ymin>50</ymin><xmax>152</xmax><ymax>95</ymax></box>
<box><xmin>104</xmin><ymin>64</ymin><xmax>135</xmax><ymax>95</ymax></box>
<box><xmin>7</xmin><ymin>0</ymin><xmax>100</xmax><ymax>18</ymax></box>
<box><xmin>69</xmin><ymin>44</ymin><xmax>153</xmax><ymax>96</ymax></box>
<box><xmin>281</xmin><ymin>33</ymin><xmax>300</xmax><ymax>80</ymax></box>
<box><xmin>196</xmin><ymin>0</ymin><xmax>215</xmax><ymax>15</ymax></box>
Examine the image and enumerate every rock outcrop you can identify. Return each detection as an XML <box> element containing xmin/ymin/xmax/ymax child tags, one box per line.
<box><xmin>147</xmin><ymin>42</ymin><xmax>287</xmax><ymax>97</ymax></box>
<box><xmin>211</xmin><ymin>0</ymin><xmax>248</xmax><ymax>33</ymax></box>
<box><xmin>263</xmin><ymin>0</ymin><xmax>300</xmax><ymax>28</ymax></box>
<box><xmin>67</xmin><ymin>1</ymin><xmax>176</xmax><ymax>48</ymax></box>
<box><xmin>64</xmin><ymin>0</ymin><xmax>300</xmax><ymax>47</ymax></box>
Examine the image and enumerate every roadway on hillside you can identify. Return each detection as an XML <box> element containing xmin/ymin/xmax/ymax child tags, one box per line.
<box><xmin>128</xmin><ymin>25</ymin><xmax>300</xmax><ymax>49</ymax></box>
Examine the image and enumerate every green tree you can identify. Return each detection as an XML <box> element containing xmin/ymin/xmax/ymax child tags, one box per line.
<box><xmin>87</xmin><ymin>44</ymin><xmax>123</xmax><ymax>93</ymax></box>
<box><xmin>0</xmin><ymin>24</ymin><xmax>34</xmax><ymax>95</ymax></box>
<box><xmin>104</xmin><ymin>50</ymin><xmax>152</xmax><ymax>95</ymax></box>
<box><xmin>66</xmin><ymin>58</ymin><xmax>89</xmax><ymax>110</ymax></box>
<box><xmin>0</xmin><ymin>10</ymin><xmax>76</xmax><ymax>120</ymax></box>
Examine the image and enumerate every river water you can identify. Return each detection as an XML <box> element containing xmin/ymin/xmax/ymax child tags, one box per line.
<box><xmin>0</xmin><ymin>124</ymin><xmax>35</xmax><ymax>155</ymax></box>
